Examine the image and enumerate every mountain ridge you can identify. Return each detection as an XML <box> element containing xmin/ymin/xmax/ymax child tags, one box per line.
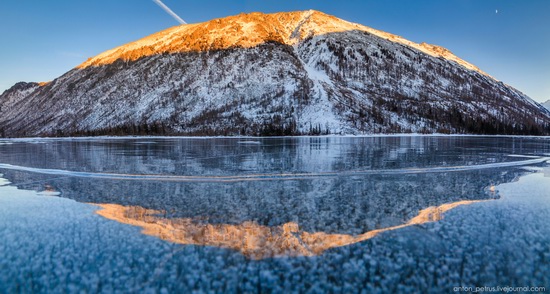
<box><xmin>1</xmin><ymin>10</ymin><xmax>549</xmax><ymax>137</ymax></box>
<box><xmin>76</xmin><ymin>10</ymin><xmax>488</xmax><ymax>76</ymax></box>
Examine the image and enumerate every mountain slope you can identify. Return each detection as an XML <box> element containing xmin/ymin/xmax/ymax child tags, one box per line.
<box><xmin>1</xmin><ymin>10</ymin><xmax>549</xmax><ymax>137</ymax></box>
<box><xmin>543</xmin><ymin>100</ymin><xmax>550</xmax><ymax>111</ymax></box>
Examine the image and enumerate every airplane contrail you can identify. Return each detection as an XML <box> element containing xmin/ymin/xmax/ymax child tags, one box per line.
<box><xmin>152</xmin><ymin>0</ymin><xmax>187</xmax><ymax>25</ymax></box>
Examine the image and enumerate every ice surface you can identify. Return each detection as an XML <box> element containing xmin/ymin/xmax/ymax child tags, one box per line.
<box><xmin>0</xmin><ymin>136</ymin><xmax>549</xmax><ymax>292</ymax></box>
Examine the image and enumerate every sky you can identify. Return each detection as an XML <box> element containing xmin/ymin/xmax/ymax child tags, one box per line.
<box><xmin>0</xmin><ymin>0</ymin><xmax>548</xmax><ymax>102</ymax></box>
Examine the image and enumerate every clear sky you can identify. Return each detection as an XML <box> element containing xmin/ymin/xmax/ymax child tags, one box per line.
<box><xmin>0</xmin><ymin>0</ymin><xmax>548</xmax><ymax>102</ymax></box>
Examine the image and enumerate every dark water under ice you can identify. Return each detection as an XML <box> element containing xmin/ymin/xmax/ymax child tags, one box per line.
<box><xmin>0</xmin><ymin>136</ymin><xmax>549</xmax><ymax>292</ymax></box>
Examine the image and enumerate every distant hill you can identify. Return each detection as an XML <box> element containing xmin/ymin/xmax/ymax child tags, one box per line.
<box><xmin>1</xmin><ymin>10</ymin><xmax>550</xmax><ymax>137</ymax></box>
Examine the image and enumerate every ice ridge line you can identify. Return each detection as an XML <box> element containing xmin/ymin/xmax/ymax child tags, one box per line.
<box><xmin>0</xmin><ymin>157</ymin><xmax>547</xmax><ymax>182</ymax></box>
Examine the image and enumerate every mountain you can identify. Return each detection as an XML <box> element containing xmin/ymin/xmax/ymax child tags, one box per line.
<box><xmin>1</xmin><ymin>10</ymin><xmax>549</xmax><ymax>137</ymax></box>
<box><xmin>543</xmin><ymin>100</ymin><xmax>550</xmax><ymax>111</ymax></box>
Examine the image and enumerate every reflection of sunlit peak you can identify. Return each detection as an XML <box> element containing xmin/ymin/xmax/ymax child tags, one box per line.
<box><xmin>94</xmin><ymin>199</ymin><xmax>487</xmax><ymax>260</ymax></box>
<box><xmin>37</xmin><ymin>184</ymin><xmax>61</xmax><ymax>197</ymax></box>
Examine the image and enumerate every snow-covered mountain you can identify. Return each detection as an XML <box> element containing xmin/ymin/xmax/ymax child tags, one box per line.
<box><xmin>1</xmin><ymin>10</ymin><xmax>549</xmax><ymax>137</ymax></box>
<box><xmin>543</xmin><ymin>100</ymin><xmax>550</xmax><ymax>111</ymax></box>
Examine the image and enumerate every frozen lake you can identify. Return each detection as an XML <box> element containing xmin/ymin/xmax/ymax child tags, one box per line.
<box><xmin>0</xmin><ymin>136</ymin><xmax>549</xmax><ymax>292</ymax></box>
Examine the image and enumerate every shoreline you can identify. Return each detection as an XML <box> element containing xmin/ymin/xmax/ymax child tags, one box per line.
<box><xmin>2</xmin><ymin>133</ymin><xmax>550</xmax><ymax>141</ymax></box>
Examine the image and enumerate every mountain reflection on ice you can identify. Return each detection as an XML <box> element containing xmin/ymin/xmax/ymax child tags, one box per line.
<box><xmin>0</xmin><ymin>136</ymin><xmax>547</xmax><ymax>237</ymax></box>
<box><xmin>0</xmin><ymin>165</ymin><xmax>518</xmax><ymax>236</ymax></box>
<box><xmin>94</xmin><ymin>200</ymin><xmax>484</xmax><ymax>259</ymax></box>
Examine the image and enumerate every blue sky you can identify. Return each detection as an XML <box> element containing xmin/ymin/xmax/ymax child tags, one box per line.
<box><xmin>0</xmin><ymin>0</ymin><xmax>548</xmax><ymax>102</ymax></box>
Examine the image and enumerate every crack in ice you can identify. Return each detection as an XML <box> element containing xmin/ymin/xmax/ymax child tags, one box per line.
<box><xmin>0</xmin><ymin>157</ymin><xmax>548</xmax><ymax>183</ymax></box>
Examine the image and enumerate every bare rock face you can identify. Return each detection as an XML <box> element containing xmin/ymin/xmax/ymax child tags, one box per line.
<box><xmin>1</xmin><ymin>10</ymin><xmax>549</xmax><ymax>137</ymax></box>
